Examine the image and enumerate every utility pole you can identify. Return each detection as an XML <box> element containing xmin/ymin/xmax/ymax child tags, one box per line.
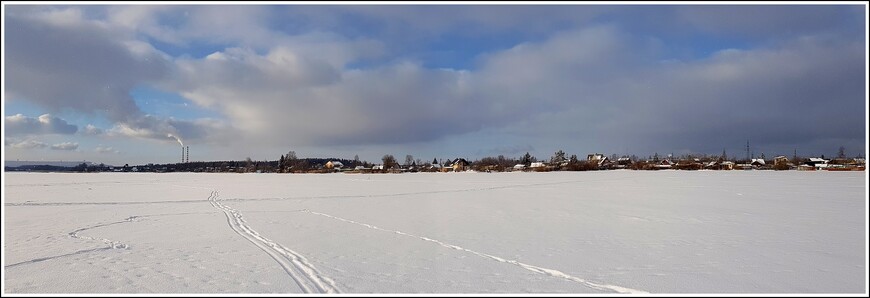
<box><xmin>745</xmin><ymin>140</ymin><xmax>750</xmax><ymax>163</ymax></box>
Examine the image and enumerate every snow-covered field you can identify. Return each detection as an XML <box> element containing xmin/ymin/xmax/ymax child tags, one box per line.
<box><xmin>3</xmin><ymin>171</ymin><xmax>866</xmax><ymax>294</ymax></box>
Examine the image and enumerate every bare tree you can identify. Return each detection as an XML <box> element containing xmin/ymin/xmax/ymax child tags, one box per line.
<box><xmin>283</xmin><ymin>150</ymin><xmax>298</xmax><ymax>172</ymax></box>
<box><xmin>405</xmin><ymin>154</ymin><xmax>414</xmax><ymax>166</ymax></box>
<box><xmin>382</xmin><ymin>154</ymin><xmax>397</xmax><ymax>169</ymax></box>
<box><xmin>245</xmin><ymin>157</ymin><xmax>253</xmax><ymax>172</ymax></box>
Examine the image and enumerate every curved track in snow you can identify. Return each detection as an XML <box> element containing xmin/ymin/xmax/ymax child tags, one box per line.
<box><xmin>207</xmin><ymin>190</ymin><xmax>340</xmax><ymax>293</ymax></box>
<box><xmin>303</xmin><ymin>209</ymin><xmax>647</xmax><ymax>294</ymax></box>
<box><xmin>68</xmin><ymin>216</ymin><xmax>140</xmax><ymax>249</ymax></box>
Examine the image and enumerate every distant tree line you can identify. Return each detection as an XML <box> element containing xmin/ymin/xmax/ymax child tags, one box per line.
<box><xmin>6</xmin><ymin>145</ymin><xmax>862</xmax><ymax>173</ymax></box>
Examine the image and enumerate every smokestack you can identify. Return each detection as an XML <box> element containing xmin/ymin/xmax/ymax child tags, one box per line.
<box><xmin>186</xmin><ymin>146</ymin><xmax>189</xmax><ymax>163</ymax></box>
<box><xmin>182</xmin><ymin>147</ymin><xmax>185</xmax><ymax>163</ymax></box>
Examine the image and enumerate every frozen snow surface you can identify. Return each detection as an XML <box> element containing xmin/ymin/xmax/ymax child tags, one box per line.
<box><xmin>3</xmin><ymin>171</ymin><xmax>867</xmax><ymax>294</ymax></box>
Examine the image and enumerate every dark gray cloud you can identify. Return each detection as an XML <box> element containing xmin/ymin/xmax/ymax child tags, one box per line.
<box><xmin>4</xmin><ymin>8</ymin><xmax>230</xmax><ymax>145</ymax></box>
<box><xmin>675</xmin><ymin>5</ymin><xmax>864</xmax><ymax>40</ymax></box>
<box><xmin>166</xmin><ymin>23</ymin><xmax>865</xmax><ymax>158</ymax></box>
<box><xmin>4</xmin><ymin>12</ymin><xmax>167</xmax><ymax>122</ymax></box>
<box><xmin>282</xmin><ymin>5</ymin><xmax>615</xmax><ymax>37</ymax></box>
<box><xmin>475</xmin><ymin>144</ymin><xmax>536</xmax><ymax>157</ymax></box>
<box><xmin>618</xmin><ymin>38</ymin><xmax>865</xmax><ymax>156</ymax></box>
<box><xmin>4</xmin><ymin>114</ymin><xmax>78</xmax><ymax>135</ymax></box>
<box><xmin>483</xmin><ymin>32</ymin><xmax>865</xmax><ymax>157</ymax></box>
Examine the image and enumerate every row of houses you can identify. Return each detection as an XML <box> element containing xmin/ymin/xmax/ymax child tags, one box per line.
<box><xmin>325</xmin><ymin>159</ymin><xmax>473</xmax><ymax>173</ymax></box>
<box><xmin>320</xmin><ymin>154</ymin><xmax>866</xmax><ymax>173</ymax></box>
<box><xmin>606</xmin><ymin>155</ymin><xmax>864</xmax><ymax>171</ymax></box>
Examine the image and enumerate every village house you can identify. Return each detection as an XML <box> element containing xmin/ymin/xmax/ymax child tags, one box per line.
<box><xmin>805</xmin><ymin>157</ymin><xmax>829</xmax><ymax>170</ymax></box>
<box><xmin>587</xmin><ymin>153</ymin><xmax>610</xmax><ymax>169</ymax></box>
<box><xmin>774</xmin><ymin>156</ymin><xmax>790</xmax><ymax>166</ymax></box>
<box><xmin>750</xmin><ymin>158</ymin><xmax>766</xmax><ymax>169</ymax></box>
<box><xmin>616</xmin><ymin>157</ymin><xmax>632</xmax><ymax>169</ymax></box>
<box><xmin>325</xmin><ymin>161</ymin><xmax>343</xmax><ymax>170</ymax></box>
<box><xmin>655</xmin><ymin>159</ymin><xmax>674</xmax><ymax>169</ymax></box>
<box><xmin>705</xmin><ymin>160</ymin><xmax>735</xmax><ymax>170</ymax></box>
<box><xmin>672</xmin><ymin>158</ymin><xmax>702</xmax><ymax>170</ymax></box>
<box><xmin>451</xmin><ymin>158</ymin><xmax>470</xmax><ymax>172</ymax></box>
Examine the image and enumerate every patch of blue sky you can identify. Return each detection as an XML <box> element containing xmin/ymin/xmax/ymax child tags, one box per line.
<box><xmin>4</xmin><ymin>99</ymin><xmax>46</xmax><ymax>117</ymax></box>
<box><xmin>657</xmin><ymin>33</ymin><xmax>753</xmax><ymax>62</ymax></box>
<box><xmin>147</xmin><ymin>37</ymin><xmax>233</xmax><ymax>60</ymax></box>
<box><xmin>130</xmin><ymin>85</ymin><xmax>224</xmax><ymax>120</ymax></box>
<box><xmin>414</xmin><ymin>32</ymin><xmax>537</xmax><ymax>71</ymax></box>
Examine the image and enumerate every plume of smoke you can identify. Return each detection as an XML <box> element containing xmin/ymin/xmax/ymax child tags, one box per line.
<box><xmin>167</xmin><ymin>133</ymin><xmax>184</xmax><ymax>147</ymax></box>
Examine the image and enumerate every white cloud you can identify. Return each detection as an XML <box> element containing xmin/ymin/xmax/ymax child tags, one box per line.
<box><xmin>82</xmin><ymin>124</ymin><xmax>105</xmax><ymax>135</ymax></box>
<box><xmin>50</xmin><ymin>142</ymin><xmax>79</xmax><ymax>151</ymax></box>
<box><xmin>6</xmin><ymin>139</ymin><xmax>49</xmax><ymax>149</ymax></box>
<box><xmin>103</xmin><ymin>115</ymin><xmax>232</xmax><ymax>145</ymax></box>
<box><xmin>95</xmin><ymin>146</ymin><xmax>120</xmax><ymax>154</ymax></box>
<box><xmin>171</xmin><ymin>49</ymin><xmax>480</xmax><ymax>146</ymax></box>
<box><xmin>4</xmin><ymin>114</ymin><xmax>78</xmax><ymax>135</ymax></box>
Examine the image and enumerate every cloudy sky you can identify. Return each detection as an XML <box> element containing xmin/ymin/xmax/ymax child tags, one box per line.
<box><xmin>2</xmin><ymin>3</ymin><xmax>867</xmax><ymax>165</ymax></box>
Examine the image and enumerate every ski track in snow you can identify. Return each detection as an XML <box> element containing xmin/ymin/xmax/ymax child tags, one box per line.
<box><xmin>4</xmin><ymin>247</ymin><xmax>112</xmax><ymax>268</ymax></box>
<box><xmin>303</xmin><ymin>209</ymin><xmax>648</xmax><ymax>294</ymax></box>
<box><xmin>207</xmin><ymin>190</ymin><xmax>340</xmax><ymax>294</ymax></box>
<box><xmin>6</xmin><ymin>218</ymin><xmax>138</xmax><ymax>269</ymax></box>
<box><xmin>6</xmin><ymin>212</ymin><xmax>214</xmax><ymax>269</ymax></box>
<box><xmin>68</xmin><ymin>216</ymin><xmax>140</xmax><ymax>250</ymax></box>
<box><xmin>9</xmin><ymin>178</ymin><xmax>639</xmax><ymax>293</ymax></box>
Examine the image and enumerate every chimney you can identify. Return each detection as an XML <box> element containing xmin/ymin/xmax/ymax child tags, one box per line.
<box><xmin>182</xmin><ymin>147</ymin><xmax>185</xmax><ymax>163</ymax></box>
<box><xmin>186</xmin><ymin>146</ymin><xmax>189</xmax><ymax>163</ymax></box>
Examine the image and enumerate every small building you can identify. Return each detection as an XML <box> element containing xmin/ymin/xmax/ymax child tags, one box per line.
<box><xmin>655</xmin><ymin>159</ymin><xmax>673</xmax><ymax>169</ymax></box>
<box><xmin>750</xmin><ymin>158</ymin><xmax>766</xmax><ymax>169</ymax></box>
<box><xmin>705</xmin><ymin>161</ymin><xmax>734</xmax><ymax>170</ymax></box>
<box><xmin>586</xmin><ymin>153</ymin><xmax>610</xmax><ymax>169</ymax></box>
<box><xmin>452</xmin><ymin>158</ymin><xmax>470</xmax><ymax>172</ymax></box>
<box><xmin>774</xmin><ymin>156</ymin><xmax>789</xmax><ymax>166</ymax></box>
<box><xmin>805</xmin><ymin>157</ymin><xmax>829</xmax><ymax>170</ymax></box>
<box><xmin>674</xmin><ymin>159</ymin><xmax>702</xmax><ymax>170</ymax></box>
<box><xmin>513</xmin><ymin>164</ymin><xmax>527</xmax><ymax>171</ymax></box>
<box><xmin>614</xmin><ymin>157</ymin><xmax>632</xmax><ymax>169</ymax></box>
<box><xmin>325</xmin><ymin>161</ymin><xmax>344</xmax><ymax>170</ymax></box>
<box><xmin>529</xmin><ymin>162</ymin><xmax>545</xmax><ymax>168</ymax></box>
